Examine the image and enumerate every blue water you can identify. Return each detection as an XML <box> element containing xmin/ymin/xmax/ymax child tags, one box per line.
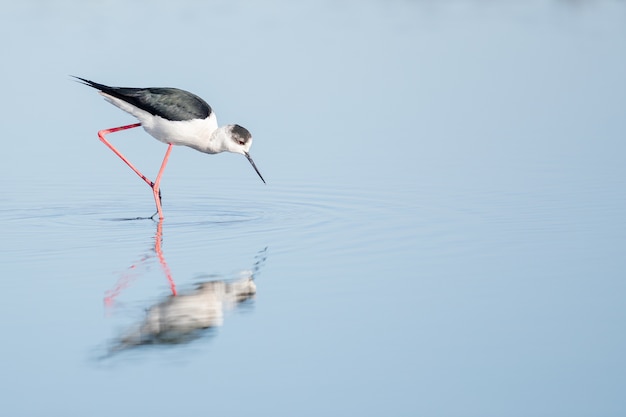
<box><xmin>1</xmin><ymin>1</ymin><xmax>625</xmax><ymax>416</ymax></box>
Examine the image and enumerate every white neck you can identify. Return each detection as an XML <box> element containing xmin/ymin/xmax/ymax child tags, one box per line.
<box><xmin>199</xmin><ymin>126</ymin><xmax>232</xmax><ymax>154</ymax></box>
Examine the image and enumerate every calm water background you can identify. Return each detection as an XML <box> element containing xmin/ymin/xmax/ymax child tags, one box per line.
<box><xmin>1</xmin><ymin>0</ymin><xmax>625</xmax><ymax>415</ymax></box>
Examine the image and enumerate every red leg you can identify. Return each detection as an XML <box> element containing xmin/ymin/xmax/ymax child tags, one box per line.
<box><xmin>98</xmin><ymin>123</ymin><xmax>173</xmax><ymax>218</ymax></box>
<box><xmin>97</xmin><ymin>123</ymin><xmax>154</xmax><ymax>187</ymax></box>
<box><xmin>152</xmin><ymin>144</ymin><xmax>173</xmax><ymax>220</ymax></box>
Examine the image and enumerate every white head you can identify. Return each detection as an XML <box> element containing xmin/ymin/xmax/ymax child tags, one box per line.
<box><xmin>213</xmin><ymin>124</ymin><xmax>265</xmax><ymax>183</ymax></box>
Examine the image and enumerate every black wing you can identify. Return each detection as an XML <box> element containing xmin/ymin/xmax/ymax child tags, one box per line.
<box><xmin>74</xmin><ymin>76</ymin><xmax>212</xmax><ymax>121</ymax></box>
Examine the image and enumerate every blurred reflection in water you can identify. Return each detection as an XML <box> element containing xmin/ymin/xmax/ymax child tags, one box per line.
<box><xmin>104</xmin><ymin>221</ymin><xmax>177</xmax><ymax>308</ymax></box>
<box><xmin>110</xmin><ymin>273</ymin><xmax>257</xmax><ymax>352</ymax></box>
<box><xmin>101</xmin><ymin>221</ymin><xmax>267</xmax><ymax>357</ymax></box>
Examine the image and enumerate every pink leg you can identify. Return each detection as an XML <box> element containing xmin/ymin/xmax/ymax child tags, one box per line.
<box><xmin>152</xmin><ymin>144</ymin><xmax>173</xmax><ymax>220</ymax></box>
<box><xmin>98</xmin><ymin>123</ymin><xmax>155</xmax><ymax>187</ymax></box>
<box><xmin>98</xmin><ymin>123</ymin><xmax>171</xmax><ymax>219</ymax></box>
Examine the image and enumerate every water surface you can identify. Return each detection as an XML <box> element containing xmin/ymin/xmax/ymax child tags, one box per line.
<box><xmin>1</xmin><ymin>1</ymin><xmax>625</xmax><ymax>416</ymax></box>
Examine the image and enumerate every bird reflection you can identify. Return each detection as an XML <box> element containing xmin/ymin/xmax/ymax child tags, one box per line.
<box><xmin>112</xmin><ymin>272</ymin><xmax>257</xmax><ymax>350</ymax></box>
<box><xmin>104</xmin><ymin>221</ymin><xmax>177</xmax><ymax>308</ymax></box>
<box><xmin>102</xmin><ymin>221</ymin><xmax>267</xmax><ymax>356</ymax></box>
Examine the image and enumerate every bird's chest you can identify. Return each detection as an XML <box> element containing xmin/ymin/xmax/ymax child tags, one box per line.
<box><xmin>141</xmin><ymin>116</ymin><xmax>211</xmax><ymax>149</ymax></box>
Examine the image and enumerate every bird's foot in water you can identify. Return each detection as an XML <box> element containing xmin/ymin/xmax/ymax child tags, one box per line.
<box><xmin>149</xmin><ymin>183</ymin><xmax>163</xmax><ymax>220</ymax></box>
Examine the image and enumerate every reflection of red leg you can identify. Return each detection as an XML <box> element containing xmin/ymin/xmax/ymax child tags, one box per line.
<box><xmin>103</xmin><ymin>220</ymin><xmax>177</xmax><ymax>310</ymax></box>
<box><xmin>103</xmin><ymin>254</ymin><xmax>150</xmax><ymax>309</ymax></box>
<box><xmin>155</xmin><ymin>220</ymin><xmax>177</xmax><ymax>296</ymax></box>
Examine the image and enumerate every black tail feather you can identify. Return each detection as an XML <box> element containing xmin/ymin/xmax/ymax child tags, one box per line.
<box><xmin>71</xmin><ymin>76</ymin><xmax>117</xmax><ymax>94</ymax></box>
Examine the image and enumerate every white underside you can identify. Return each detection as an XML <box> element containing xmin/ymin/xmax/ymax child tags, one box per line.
<box><xmin>101</xmin><ymin>92</ymin><xmax>219</xmax><ymax>153</ymax></box>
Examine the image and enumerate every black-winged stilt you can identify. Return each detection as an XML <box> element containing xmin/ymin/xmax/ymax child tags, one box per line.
<box><xmin>75</xmin><ymin>77</ymin><xmax>265</xmax><ymax>220</ymax></box>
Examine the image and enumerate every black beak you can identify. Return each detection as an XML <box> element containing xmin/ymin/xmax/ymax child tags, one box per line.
<box><xmin>245</xmin><ymin>152</ymin><xmax>266</xmax><ymax>184</ymax></box>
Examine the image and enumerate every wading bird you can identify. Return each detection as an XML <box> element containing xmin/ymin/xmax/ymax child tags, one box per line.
<box><xmin>75</xmin><ymin>77</ymin><xmax>265</xmax><ymax>219</ymax></box>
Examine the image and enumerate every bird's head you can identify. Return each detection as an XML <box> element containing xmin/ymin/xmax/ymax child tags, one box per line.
<box><xmin>223</xmin><ymin>124</ymin><xmax>266</xmax><ymax>184</ymax></box>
